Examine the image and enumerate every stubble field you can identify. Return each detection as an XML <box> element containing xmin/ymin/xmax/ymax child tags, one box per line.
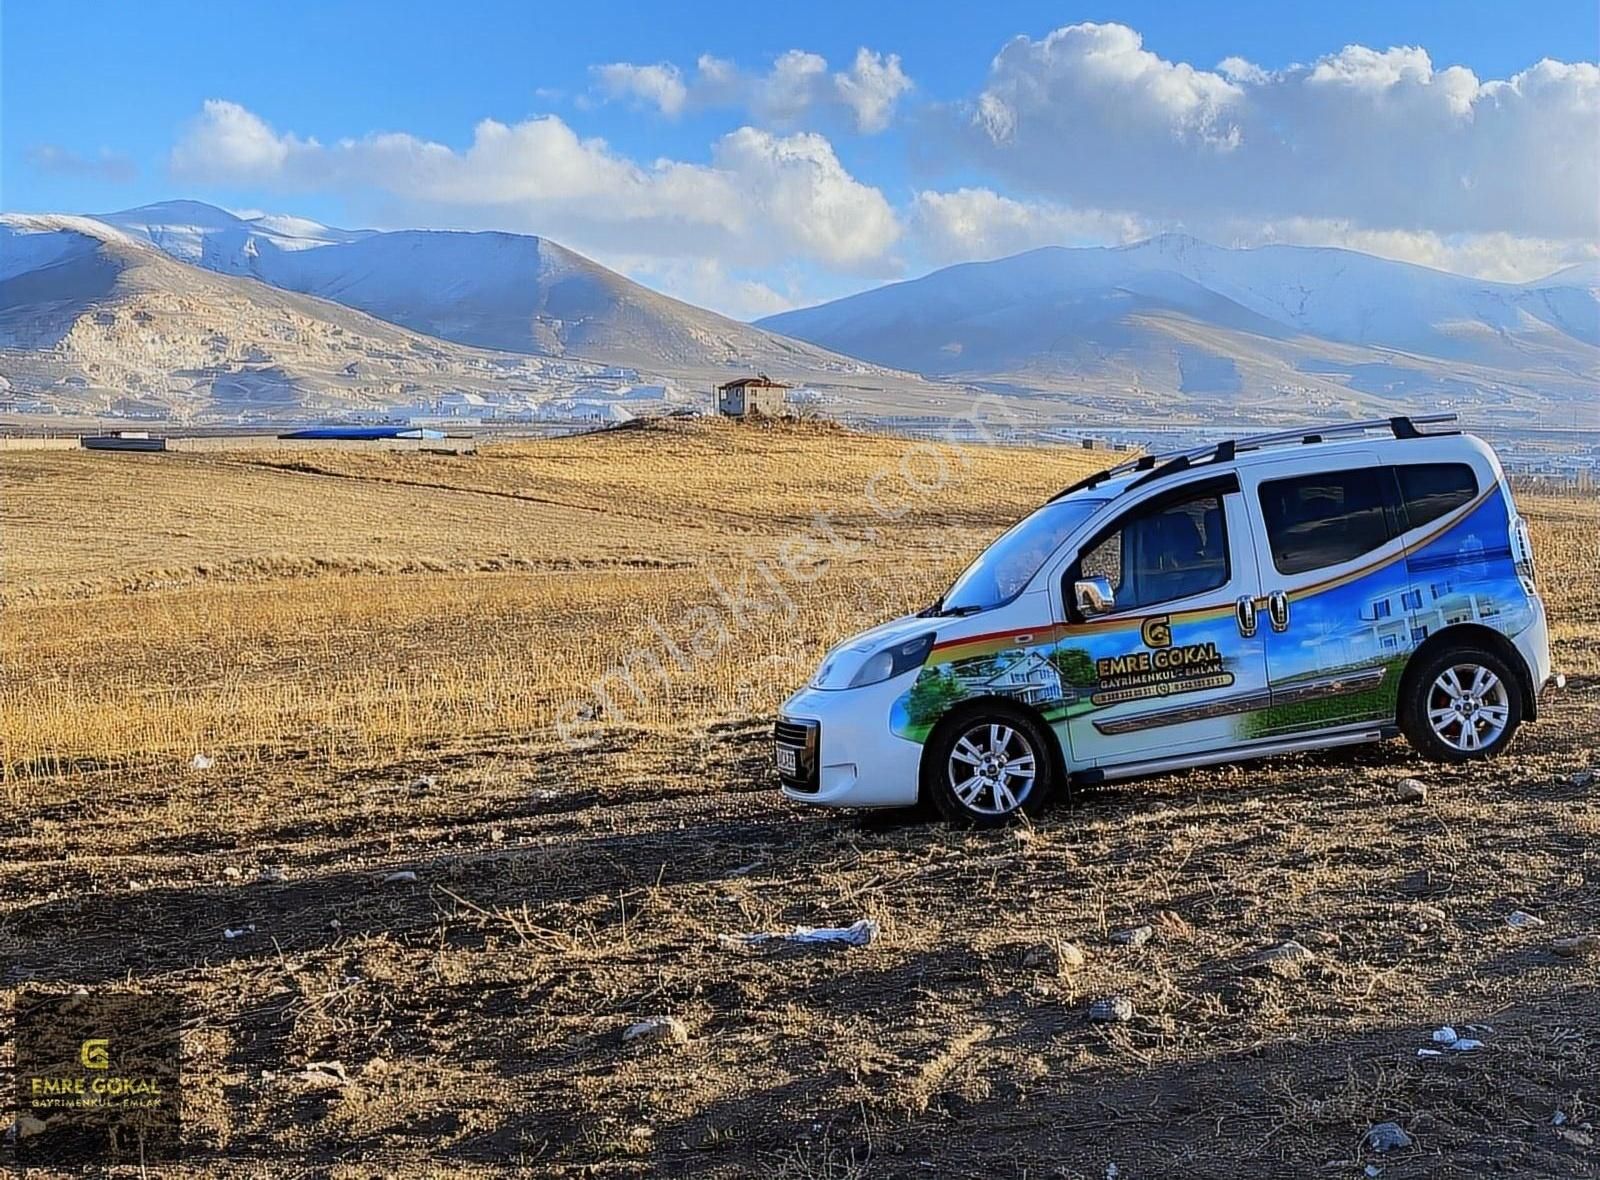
<box><xmin>1</xmin><ymin>419</ymin><xmax>1595</xmax><ymax>1178</ymax></box>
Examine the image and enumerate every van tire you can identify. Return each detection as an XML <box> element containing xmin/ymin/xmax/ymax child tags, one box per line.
<box><xmin>1399</xmin><ymin>644</ymin><xmax>1524</xmax><ymax>763</ymax></box>
<box><xmin>921</xmin><ymin>704</ymin><xmax>1056</xmax><ymax>827</ymax></box>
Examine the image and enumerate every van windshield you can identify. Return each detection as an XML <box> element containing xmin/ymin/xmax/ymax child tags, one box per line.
<box><xmin>939</xmin><ymin>498</ymin><xmax>1107</xmax><ymax>614</ymax></box>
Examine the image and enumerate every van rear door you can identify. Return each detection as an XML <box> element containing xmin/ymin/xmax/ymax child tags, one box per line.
<box><xmin>1241</xmin><ymin>455</ymin><xmax>1413</xmax><ymax>738</ymax></box>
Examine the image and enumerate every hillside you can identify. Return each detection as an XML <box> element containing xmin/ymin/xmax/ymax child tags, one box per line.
<box><xmin>759</xmin><ymin>235</ymin><xmax>1600</xmax><ymax>421</ymax></box>
<box><xmin>0</xmin><ymin>214</ymin><xmax>604</xmax><ymax>417</ymax></box>
<box><xmin>97</xmin><ymin>201</ymin><xmax>895</xmax><ymax>383</ymax></box>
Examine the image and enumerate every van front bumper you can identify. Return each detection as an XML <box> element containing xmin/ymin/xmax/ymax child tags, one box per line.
<box><xmin>775</xmin><ymin>678</ymin><xmax>924</xmax><ymax>809</ymax></box>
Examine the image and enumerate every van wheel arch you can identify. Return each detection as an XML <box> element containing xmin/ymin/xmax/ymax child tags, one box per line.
<box><xmin>917</xmin><ymin>695</ymin><xmax>1070</xmax><ymax>806</ymax></box>
<box><xmin>1399</xmin><ymin>623</ymin><xmax>1537</xmax><ymax>724</ymax></box>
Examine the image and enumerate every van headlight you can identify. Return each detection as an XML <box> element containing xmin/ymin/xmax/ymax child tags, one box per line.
<box><xmin>847</xmin><ymin>633</ymin><xmax>936</xmax><ymax>688</ymax></box>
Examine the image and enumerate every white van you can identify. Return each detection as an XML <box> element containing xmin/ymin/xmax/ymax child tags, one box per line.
<box><xmin>775</xmin><ymin>416</ymin><xmax>1558</xmax><ymax>825</ymax></box>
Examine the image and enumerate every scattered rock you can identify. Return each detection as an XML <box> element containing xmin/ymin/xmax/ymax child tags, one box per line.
<box><xmin>1088</xmin><ymin>996</ymin><xmax>1135</xmax><ymax>1023</ymax></box>
<box><xmin>382</xmin><ymin>870</ymin><xmax>419</xmax><ymax>884</ymax></box>
<box><xmin>1366</xmin><ymin>1122</ymin><xmax>1414</xmax><ymax>1152</ymax></box>
<box><xmin>258</xmin><ymin>866</ymin><xmax>287</xmax><ymax>884</ymax></box>
<box><xmin>1111</xmin><ymin>925</ymin><xmax>1153</xmax><ymax>948</ymax></box>
<box><xmin>1552</xmin><ymin>934</ymin><xmax>1600</xmax><ymax>959</ymax></box>
<box><xmin>222</xmin><ymin>865</ymin><xmax>243</xmax><ymax>880</ymax></box>
<box><xmin>1248</xmin><ymin>940</ymin><xmax>1315</xmax><ymax>975</ymax></box>
<box><xmin>411</xmin><ymin>774</ymin><xmax>437</xmax><ymax>791</ymax></box>
<box><xmin>1506</xmin><ymin>910</ymin><xmax>1546</xmax><ymax>930</ymax></box>
<box><xmin>1021</xmin><ymin>943</ymin><xmax>1059</xmax><ymax>972</ymax></box>
<box><xmin>622</xmin><ymin>1016</ymin><xmax>689</xmax><ymax>1046</ymax></box>
<box><xmin>190</xmin><ymin>754</ymin><xmax>215</xmax><ymax>771</ymax></box>
<box><xmin>12</xmin><ymin>1115</ymin><xmax>46</xmax><ymax>1140</ymax></box>
<box><xmin>1058</xmin><ymin>941</ymin><xmax>1087</xmax><ymax>970</ymax></box>
<box><xmin>1394</xmin><ymin>778</ymin><xmax>1429</xmax><ymax>803</ymax></box>
<box><xmin>1303</xmin><ymin>929</ymin><xmax>1341</xmax><ymax>949</ymax></box>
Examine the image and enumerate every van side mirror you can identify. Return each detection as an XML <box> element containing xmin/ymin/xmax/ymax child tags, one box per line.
<box><xmin>1074</xmin><ymin>576</ymin><xmax>1115</xmax><ymax>616</ymax></box>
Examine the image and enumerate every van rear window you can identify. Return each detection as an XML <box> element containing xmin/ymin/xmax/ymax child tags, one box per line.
<box><xmin>1259</xmin><ymin>468</ymin><xmax>1394</xmax><ymax>576</ymax></box>
<box><xmin>1396</xmin><ymin>462</ymin><xmax>1478</xmax><ymax>530</ymax></box>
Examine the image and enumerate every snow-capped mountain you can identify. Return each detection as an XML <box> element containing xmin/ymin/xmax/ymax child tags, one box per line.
<box><xmin>758</xmin><ymin>235</ymin><xmax>1599</xmax><ymax>416</ymax></box>
<box><xmin>95</xmin><ymin>201</ymin><xmax>878</xmax><ymax>381</ymax></box>
<box><xmin>0</xmin><ymin>213</ymin><xmax>613</xmax><ymax>416</ymax></box>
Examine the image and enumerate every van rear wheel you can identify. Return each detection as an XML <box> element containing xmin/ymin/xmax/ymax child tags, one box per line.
<box><xmin>1401</xmin><ymin>645</ymin><xmax>1523</xmax><ymax>762</ymax></box>
<box><xmin>922</xmin><ymin>706</ymin><xmax>1055</xmax><ymax>826</ymax></box>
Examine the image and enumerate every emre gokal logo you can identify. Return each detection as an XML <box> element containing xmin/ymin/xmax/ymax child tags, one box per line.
<box><xmin>1140</xmin><ymin>615</ymin><xmax>1173</xmax><ymax>648</ymax></box>
<box><xmin>11</xmin><ymin>991</ymin><xmax>182</xmax><ymax>1164</ymax></box>
<box><xmin>80</xmin><ymin>1039</ymin><xmax>110</xmax><ymax>1070</ymax></box>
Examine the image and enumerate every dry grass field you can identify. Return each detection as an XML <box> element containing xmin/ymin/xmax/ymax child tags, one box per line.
<box><xmin>1</xmin><ymin>419</ymin><xmax>1595</xmax><ymax>1178</ymax></box>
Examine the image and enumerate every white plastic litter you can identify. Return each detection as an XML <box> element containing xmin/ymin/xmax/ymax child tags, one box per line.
<box><xmin>1432</xmin><ymin>1026</ymin><xmax>1458</xmax><ymax>1043</ymax></box>
<box><xmin>1506</xmin><ymin>910</ymin><xmax>1545</xmax><ymax>929</ymax></box>
<box><xmin>223</xmin><ymin>924</ymin><xmax>256</xmax><ymax>940</ymax></box>
<box><xmin>1423</xmin><ymin>1026</ymin><xmax>1486</xmax><ymax>1054</ymax></box>
<box><xmin>720</xmin><ymin>919</ymin><xmax>878</xmax><ymax>948</ymax></box>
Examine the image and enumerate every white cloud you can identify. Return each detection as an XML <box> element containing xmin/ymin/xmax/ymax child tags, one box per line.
<box><xmin>911</xmin><ymin>188</ymin><xmax>1146</xmax><ymax>263</ymax></box>
<box><xmin>622</xmin><ymin>258</ymin><xmax>799</xmax><ymax>320</ymax></box>
<box><xmin>590</xmin><ymin>46</ymin><xmax>914</xmax><ymax>133</ymax></box>
<box><xmin>169</xmin><ymin>101</ymin><xmax>901</xmax><ymax>275</ymax></box>
<box><xmin>951</xmin><ymin>23</ymin><xmax>1599</xmax><ymax>243</ymax></box>
<box><xmin>589</xmin><ymin>62</ymin><xmax>687</xmax><ymax>117</ymax></box>
<box><xmin>833</xmin><ymin>49</ymin><xmax>914</xmax><ymax>133</ymax></box>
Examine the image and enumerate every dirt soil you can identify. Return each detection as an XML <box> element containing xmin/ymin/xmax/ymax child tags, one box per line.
<box><xmin>2</xmin><ymin>693</ymin><xmax>1595</xmax><ymax>1177</ymax></box>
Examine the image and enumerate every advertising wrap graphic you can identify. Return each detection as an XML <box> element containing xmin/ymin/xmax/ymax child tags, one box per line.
<box><xmin>893</xmin><ymin>485</ymin><xmax>1531</xmax><ymax>752</ymax></box>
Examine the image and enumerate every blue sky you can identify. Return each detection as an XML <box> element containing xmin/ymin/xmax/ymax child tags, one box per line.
<box><xmin>4</xmin><ymin>1</ymin><xmax>1597</xmax><ymax>316</ymax></box>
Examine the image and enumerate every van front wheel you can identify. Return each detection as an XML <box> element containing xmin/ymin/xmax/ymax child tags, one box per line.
<box><xmin>1400</xmin><ymin>645</ymin><xmax>1523</xmax><ymax>762</ymax></box>
<box><xmin>922</xmin><ymin>706</ymin><xmax>1055</xmax><ymax>826</ymax></box>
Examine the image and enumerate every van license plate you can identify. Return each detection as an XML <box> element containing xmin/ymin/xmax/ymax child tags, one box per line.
<box><xmin>775</xmin><ymin>746</ymin><xmax>798</xmax><ymax>775</ymax></box>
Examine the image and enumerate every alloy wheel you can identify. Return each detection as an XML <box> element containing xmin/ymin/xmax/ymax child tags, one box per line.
<box><xmin>1425</xmin><ymin>662</ymin><xmax>1510</xmax><ymax>753</ymax></box>
<box><xmin>947</xmin><ymin>722</ymin><xmax>1038</xmax><ymax>816</ymax></box>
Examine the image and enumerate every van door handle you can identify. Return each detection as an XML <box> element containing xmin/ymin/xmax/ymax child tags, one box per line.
<box><xmin>1268</xmin><ymin>590</ymin><xmax>1290</xmax><ymax>632</ymax></box>
<box><xmin>1235</xmin><ymin>595</ymin><xmax>1257</xmax><ymax>637</ymax></box>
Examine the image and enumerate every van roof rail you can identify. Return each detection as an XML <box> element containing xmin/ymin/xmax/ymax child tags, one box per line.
<box><xmin>1048</xmin><ymin>413</ymin><xmax>1458</xmax><ymax>501</ymax></box>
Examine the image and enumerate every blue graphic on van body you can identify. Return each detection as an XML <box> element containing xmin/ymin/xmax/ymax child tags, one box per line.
<box><xmin>893</xmin><ymin>483</ymin><xmax>1532</xmax><ymax>749</ymax></box>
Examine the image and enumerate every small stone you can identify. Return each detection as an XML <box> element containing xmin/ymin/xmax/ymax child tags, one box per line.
<box><xmin>190</xmin><ymin>754</ymin><xmax>215</xmax><ymax>771</ymax></box>
<box><xmin>622</xmin><ymin>1015</ymin><xmax>689</xmax><ymax>1045</ymax></box>
<box><xmin>1021</xmin><ymin>943</ymin><xmax>1059</xmax><ymax>972</ymax></box>
<box><xmin>258</xmin><ymin>866</ymin><xmax>287</xmax><ymax>884</ymax></box>
<box><xmin>13</xmin><ymin>1115</ymin><xmax>46</xmax><ymax>1139</ymax></box>
<box><xmin>1088</xmin><ymin>996</ymin><xmax>1135</xmax><ymax>1023</ymax></box>
<box><xmin>411</xmin><ymin>774</ymin><xmax>437</xmax><ymax>791</ymax></box>
<box><xmin>1058</xmin><ymin>941</ymin><xmax>1087</xmax><ymax>970</ymax></box>
<box><xmin>1394</xmin><ymin>778</ymin><xmax>1429</xmax><ymax>804</ymax></box>
<box><xmin>1552</xmin><ymin>934</ymin><xmax>1600</xmax><ymax>958</ymax></box>
<box><xmin>382</xmin><ymin>870</ymin><xmax>419</xmax><ymax>884</ymax></box>
<box><xmin>1506</xmin><ymin>910</ymin><xmax>1545</xmax><ymax>930</ymax></box>
<box><xmin>1111</xmin><ymin>925</ymin><xmax>1153</xmax><ymax>948</ymax></box>
<box><xmin>1249</xmin><ymin>940</ymin><xmax>1315</xmax><ymax>975</ymax></box>
<box><xmin>1366</xmin><ymin>1122</ymin><xmax>1414</xmax><ymax>1153</ymax></box>
<box><xmin>222</xmin><ymin>865</ymin><xmax>243</xmax><ymax>880</ymax></box>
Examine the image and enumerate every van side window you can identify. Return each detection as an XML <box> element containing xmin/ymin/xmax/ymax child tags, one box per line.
<box><xmin>1396</xmin><ymin>462</ymin><xmax>1478</xmax><ymax>530</ymax></box>
<box><xmin>1078</xmin><ymin>488</ymin><xmax>1230</xmax><ymax>611</ymax></box>
<box><xmin>1259</xmin><ymin>469</ymin><xmax>1393</xmax><ymax>576</ymax></box>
